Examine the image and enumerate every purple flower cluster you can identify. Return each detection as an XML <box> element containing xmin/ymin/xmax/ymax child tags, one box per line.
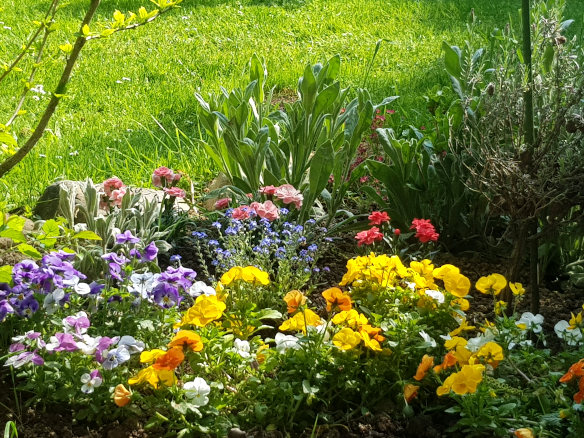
<box><xmin>124</xmin><ymin>265</ymin><xmax>197</xmax><ymax>309</ymax></box>
<box><xmin>101</xmin><ymin>231</ymin><xmax>158</xmax><ymax>283</ymax></box>
<box><xmin>4</xmin><ymin>312</ymin><xmax>145</xmax><ymax>372</ymax></box>
<box><xmin>1</xmin><ymin>251</ymin><xmax>87</xmax><ymax>322</ymax></box>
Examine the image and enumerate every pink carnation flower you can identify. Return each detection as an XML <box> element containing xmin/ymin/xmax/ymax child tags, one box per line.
<box><xmin>231</xmin><ymin>206</ymin><xmax>252</xmax><ymax>220</ymax></box>
<box><xmin>410</xmin><ymin>218</ymin><xmax>439</xmax><ymax>243</ymax></box>
<box><xmin>274</xmin><ymin>184</ymin><xmax>303</xmax><ymax>209</ymax></box>
<box><xmin>355</xmin><ymin>227</ymin><xmax>384</xmax><ymax>247</ymax></box>
<box><xmin>259</xmin><ymin>185</ymin><xmax>277</xmax><ymax>196</ymax></box>
<box><xmin>214</xmin><ymin>197</ymin><xmax>230</xmax><ymax>210</ymax></box>
<box><xmin>103</xmin><ymin>177</ymin><xmax>124</xmax><ymax>197</ymax></box>
<box><xmin>164</xmin><ymin>187</ymin><xmax>186</xmax><ymax>199</ymax></box>
<box><xmin>250</xmin><ymin>200</ymin><xmax>280</xmax><ymax>221</ymax></box>
<box><xmin>110</xmin><ymin>187</ymin><xmax>127</xmax><ymax>207</ymax></box>
<box><xmin>152</xmin><ymin>166</ymin><xmax>175</xmax><ymax>188</ymax></box>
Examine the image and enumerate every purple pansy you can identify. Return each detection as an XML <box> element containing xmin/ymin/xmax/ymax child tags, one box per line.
<box><xmin>102</xmin><ymin>346</ymin><xmax>131</xmax><ymax>370</ymax></box>
<box><xmin>46</xmin><ymin>332</ymin><xmax>78</xmax><ymax>352</ymax></box>
<box><xmin>152</xmin><ymin>282</ymin><xmax>181</xmax><ymax>309</ymax></box>
<box><xmin>116</xmin><ymin>230</ymin><xmax>140</xmax><ymax>244</ymax></box>
<box><xmin>63</xmin><ymin>311</ymin><xmax>91</xmax><ymax>335</ymax></box>
<box><xmin>4</xmin><ymin>350</ymin><xmax>44</xmax><ymax>368</ymax></box>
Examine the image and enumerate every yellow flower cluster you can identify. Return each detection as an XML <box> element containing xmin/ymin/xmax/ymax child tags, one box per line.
<box><xmin>436</xmin><ymin>363</ymin><xmax>486</xmax><ymax>396</ymax></box>
<box><xmin>332</xmin><ymin>309</ymin><xmax>386</xmax><ymax>352</ymax></box>
<box><xmin>339</xmin><ymin>254</ymin><xmax>471</xmax><ymax>303</ymax></box>
<box><xmin>410</xmin><ymin>335</ymin><xmax>505</xmax><ymax>398</ymax></box>
<box><xmin>279</xmin><ymin>308</ymin><xmax>323</xmax><ymax>334</ymax></box>
<box><xmin>220</xmin><ymin>266</ymin><xmax>270</xmax><ymax>286</ymax></box>
<box><xmin>175</xmin><ymin>294</ymin><xmax>226</xmax><ymax>328</ymax></box>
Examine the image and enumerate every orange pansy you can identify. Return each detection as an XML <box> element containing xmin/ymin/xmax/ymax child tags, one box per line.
<box><xmin>283</xmin><ymin>290</ymin><xmax>307</xmax><ymax>314</ymax></box>
<box><xmin>168</xmin><ymin>330</ymin><xmax>204</xmax><ymax>352</ymax></box>
<box><xmin>152</xmin><ymin>347</ymin><xmax>185</xmax><ymax>371</ymax></box>
<box><xmin>414</xmin><ymin>354</ymin><xmax>434</xmax><ymax>381</ymax></box>
<box><xmin>322</xmin><ymin>287</ymin><xmax>352</xmax><ymax>312</ymax></box>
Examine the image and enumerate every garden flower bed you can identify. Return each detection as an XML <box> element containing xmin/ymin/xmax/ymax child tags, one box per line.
<box><xmin>2</xmin><ymin>1</ymin><xmax>584</xmax><ymax>437</ymax></box>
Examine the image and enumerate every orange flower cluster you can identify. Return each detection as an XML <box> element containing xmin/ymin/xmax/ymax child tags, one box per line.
<box><xmin>128</xmin><ymin>330</ymin><xmax>203</xmax><ymax>390</ymax></box>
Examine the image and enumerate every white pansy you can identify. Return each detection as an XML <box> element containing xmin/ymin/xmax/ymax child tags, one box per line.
<box><xmin>425</xmin><ymin>289</ymin><xmax>445</xmax><ymax>304</ymax></box>
<box><xmin>128</xmin><ymin>272</ymin><xmax>156</xmax><ymax>298</ymax></box>
<box><xmin>75</xmin><ymin>282</ymin><xmax>91</xmax><ymax>295</ymax></box>
<box><xmin>419</xmin><ymin>330</ymin><xmax>437</xmax><ymax>348</ymax></box>
<box><xmin>188</xmin><ymin>281</ymin><xmax>216</xmax><ymax>297</ymax></box>
<box><xmin>80</xmin><ymin>373</ymin><xmax>102</xmax><ymax>394</ymax></box>
<box><xmin>76</xmin><ymin>335</ymin><xmax>101</xmax><ymax>355</ymax></box>
<box><xmin>555</xmin><ymin>320</ymin><xmax>583</xmax><ymax>346</ymax></box>
<box><xmin>183</xmin><ymin>377</ymin><xmax>210</xmax><ymax>406</ymax></box>
<box><xmin>466</xmin><ymin>330</ymin><xmax>496</xmax><ymax>352</ymax></box>
<box><xmin>233</xmin><ymin>339</ymin><xmax>251</xmax><ymax>358</ymax></box>
<box><xmin>43</xmin><ymin>289</ymin><xmax>65</xmax><ymax>314</ymax></box>
<box><xmin>274</xmin><ymin>332</ymin><xmax>301</xmax><ymax>354</ymax></box>
<box><xmin>516</xmin><ymin>312</ymin><xmax>544</xmax><ymax>333</ymax></box>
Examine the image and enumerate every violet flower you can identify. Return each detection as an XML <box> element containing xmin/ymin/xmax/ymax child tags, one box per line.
<box><xmin>45</xmin><ymin>333</ymin><xmax>78</xmax><ymax>352</ymax></box>
<box><xmin>4</xmin><ymin>350</ymin><xmax>44</xmax><ymax>368</ymax></box>
<box><xmin>102</xmin><ymin>346</ymin><xmax>131</xmax><ymax>370</ymax></box>
<box><xmin>116</xmin><ymin>230</ymin><xmax>140</xmax><ymax>245</ymax></box>
<box><xmin>17</xmin><ymin>295</ymin><xmax>39</xmax><ymax>318</ymax></box>
<box><xmin>141</xmin><ymin>241</ymin><xmax>158</xmax><ymax>262</ymax></box>
<box><xmin>0</xmin><ymin>300</ymin><xmax>14</xmax><ymax>322</ymax></box>
<box><xmin>95</xmin><ymin>336</ymin><xmax>119</xmax><ymax>363</ymax></box>
<box><xmin>152</xmin><ymin>283</ymin><xmax>181</xmax><ymax>309</ymax></box>
<box><xmin>62</xmin><ymin>311</ymin><xmax>91</xmax><ymax>335</ymax></box>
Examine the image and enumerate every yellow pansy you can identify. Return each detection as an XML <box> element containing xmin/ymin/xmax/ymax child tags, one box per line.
<box><xmin>475</xmin><ymin>273</ymin><xmax>507</xmax><ymax>296</ymax></box>
<box><xmin>452</xmin><ymin>297</ymin><xmax>470</xmax><ymax>311</ymax></box>
<box><xmin>128</xmin><ymin>365</ymin><xmax>176</xmax><ymax>389</ymax></box>
<box><xmin>444</xmin><ymin>336</ymin><xmax>467</xmax><ymax>351</ymax></box>
<box><xmin>140</xmin><ymin>349</ymin><xmax>166</xmax><ymax>363</ymax></box>
<box><xmin>476</xmin><ymin>341</ymin><xmax>504</xmax><ymax>365</ymax></box>
<box><xmin>453</xmin><ymin>345</ymin><xmax>473</xmax><ymax>365</ymax></box>
<box><xmin>509</xmin><ymin>282</ymin><xmax>525</xmax><ymax>296</ymax></box>
<box><xmin>332</xmin><ymin>328</ymin><xmax>362</xmax><ymax>350</ymax></box>
<box><xmin>432</xmin><ymin>264</ymin><xmax>460</xmax><ymax>280</ymax></box>
<box><xmin>176</xmin><ymin>295</ymin><xmax>226</xmax><ymax>328</ymax></box>
<box><xmin>410</xmin><ymin>259</ymin><xmax>435</xmax><ymax>286</ymax></box>
<box><xmin>332</xmin><ymin>309</ymin><xmax>369</xmax><ymax>330</ymax></box>
<box><xmin>449</xmin><ymin>319</ymin><xmax>476</xmax><ymax>337</ymax></box>
<box><xmin>240</xmin><ymin>266</ymin><xmax>270</xmax><ymax>285</ymax></box>
<box><xmin>220</xmin><ymin>266</ymin><xmax>270</xmax><ymax>286</ymax></box>
<box><xmin>360</xmin><ymin>330</ymin><xmax>383</xmax><ymax>352</ymax></box>
<box><xmin>279</xmin><ymin>309</ymin><xmax>322</xmax><ymax>334</ymax></box>
<box><xmin>494</xmin><ymin>300</ymin><xmax>507</xmax><ymax>316</ymax></box>
<box><xmin>569</xmin><ymin>312</ymin><xmax>583</xmax><ymax>329</ymax></box>
<box><xmin>436</xmin><ymin>364</ymin><xmax>485</xmax><ymax>396</ymax></box>
<box><xmin>443</xmin><ymin>272</ymin><xmax>471</xmax><ymax>298</ymax></box>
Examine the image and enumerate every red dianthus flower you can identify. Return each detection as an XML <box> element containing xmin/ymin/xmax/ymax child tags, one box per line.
<box><xmin>410</xmin><ymin>218</ymin><xmax>439</xmax><ymax>243</ymax></box>
<box><xmin>355</xmin><ymin>227</ymin><xmax>384</xmax><ymax>247</ymax></box>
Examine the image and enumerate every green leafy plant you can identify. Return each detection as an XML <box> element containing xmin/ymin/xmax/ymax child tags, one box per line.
<box><xmin>197</xmin><ymin>55</ymin><xmax>395</xmax><ymax>224</ymax></box>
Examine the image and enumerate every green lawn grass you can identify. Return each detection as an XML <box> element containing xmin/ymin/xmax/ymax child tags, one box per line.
<box><xmin>1</xmin><ymin>0</ymin><xmax>583</xmax><ymax>209</ymax></box>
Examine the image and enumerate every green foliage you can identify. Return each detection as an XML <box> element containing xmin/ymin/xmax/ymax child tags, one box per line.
<box><xmin>198</xmin><ymin>55</ymin><xmax>391</xmax><ymax>223</ymax></box>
